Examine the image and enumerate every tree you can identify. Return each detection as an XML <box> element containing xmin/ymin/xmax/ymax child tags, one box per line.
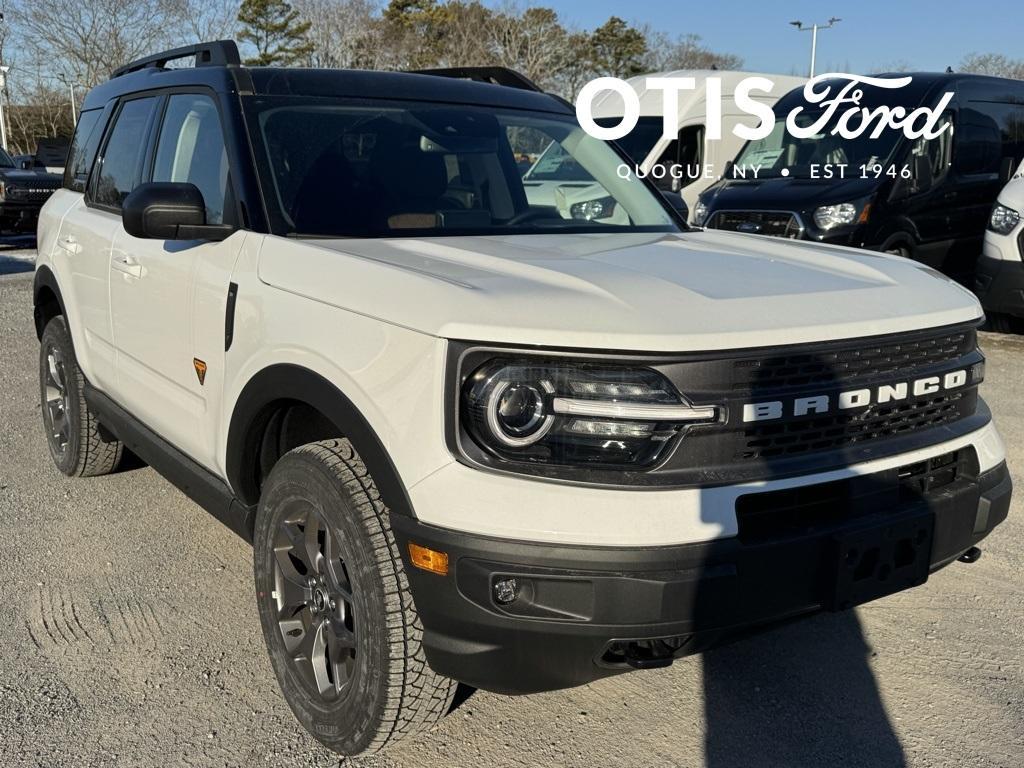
<box><xmin>488</xmin><ymin>5</ymin><xmax>571</xmax><ymax>90</ymax></box>
<box><xmin>238</xmin><ymin>0</ymin><xmax>314</xmax><ymax>66</ymax></box>
<box><xmin>959</xmin><ymin>52</ymin><xmax>1024</xmax><ymax>80</ymax></box>
<box><xmin>292</xmin><ymin>0</ymin><xmax>378</xmax><ymax>68</ymax></box>
<box><xmin>644</xmin><ymin>32</ymin><xmax>742</xmax><ymax>72</ymax></box>
<box><xmin>166</xmin><ymin>0</ymin><xmax>241</xmax><ymax>45</ymax></box>
<box><xmin>587</xmin><ymin>16</ymin><xmax>648</xmax><ymax>79</ymax></box>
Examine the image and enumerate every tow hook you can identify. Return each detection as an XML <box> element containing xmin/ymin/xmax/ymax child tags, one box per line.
<box><xmin>958</xmin><ymin>546</ymin><xmax>983</xmax><ymax>564</ymax></box>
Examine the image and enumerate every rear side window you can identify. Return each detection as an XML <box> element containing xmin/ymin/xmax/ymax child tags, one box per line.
<box><xmin>92</xmin><ymin>97</ymin><xmax>158</xmax><ymax>209</ymax></box>
<box><xmin>63</xmin><ymin>109</ymin><xmax>105</xmax><ymax>193</ymax></box>
<box><xmin>151</xmin><ymin>94</ymin><xmax>230</xmax><ymax>224</ymax></box>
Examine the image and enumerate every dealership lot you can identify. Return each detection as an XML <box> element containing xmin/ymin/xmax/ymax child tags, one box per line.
<box><xmin>1</xmin><ymin>266</ymin><xmax>1022</xmax><ymax>767</ymax></box>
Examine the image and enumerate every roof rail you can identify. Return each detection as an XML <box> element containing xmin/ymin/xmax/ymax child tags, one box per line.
<box><xmin>412</xmin><ymin>67</ymin><xmax>543</xmax><ymax>93</ymax></box>
<box><xmin>111</xmin><ymin>40</ymin><xmax>241</xmax><ymax>79</ymax></box>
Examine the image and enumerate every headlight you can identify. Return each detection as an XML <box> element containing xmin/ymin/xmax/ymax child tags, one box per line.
<box><xmin>813</xmin><ymin>202</ymin><xmax>864</xmax><ymax>230</ymax></box>
<box><xmin>989</xmin><ymin>203</ymin><xmax>1020</xmax><ymax>235</ymax></box>
<box><xmin>460</xmin><ymin>359</ymin><xmax>718</xmax><ymax>468</ymax></box>
<box><xmin>693</xmin><ymin>201</ymin><xmax>709</xmax><ymax>226</ymax></box>
<box><xmin>570</xmin><ymin>196</ymin><xmax>616</xmax><ymax>221</ymax></box>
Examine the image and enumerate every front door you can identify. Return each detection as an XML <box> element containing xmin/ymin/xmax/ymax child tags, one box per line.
<box><xmin>108</xmin><ymin>92</ymin><xmax>240</xmax><ymax>460</ymax></box>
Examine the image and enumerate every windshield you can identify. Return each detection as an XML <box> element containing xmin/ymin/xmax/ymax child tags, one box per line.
<box><xmin>595</xmin><ymin>116</ymin><xmax>664</xmax><ymax>164</ymax></box>
<box><xmin>733</xmin><ymin>111</ymin><xmax>903</xmax><ymax>179</ymax></box>
<box><xmin>244</xmin><ymin>97</ymin><xmax>678</xmax><ymax>237</ymax></box>
<box><xmin>0</xmin><ymin>147</ymin><xmax>14</xmax><ymax>168</ymax></box>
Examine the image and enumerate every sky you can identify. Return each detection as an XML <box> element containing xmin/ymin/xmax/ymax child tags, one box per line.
<box><xmin>497</xmin><ymin>0</ymin><xmax>1024</xmax><ymax>76</ymax></box>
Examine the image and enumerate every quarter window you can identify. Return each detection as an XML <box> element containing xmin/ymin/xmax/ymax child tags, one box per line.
<box><xmin>63</xmin><ymin>109</ymin><xmax>105</xmax><ymax>193</ymax></box>
<box><xmin>93</xmin><ymin>97</ymin><xmax>158</xmax><ymax>209</ymax></box>
<box><xmin>152</xmin><ymin>94</ymin><xmax>231</xmax><ymax>224</ymax></box>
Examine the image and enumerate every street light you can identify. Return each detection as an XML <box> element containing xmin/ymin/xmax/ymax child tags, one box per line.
<box><xmin>56</xmin><ymin>73</ymin><xmax>84</xmax><ymax>126</ymax></box>
<box><xmin>790</xmin><ymin>17</ymin><xmax>842</xmax><ymax>78</ymax></box>
<box><xmin>0</xmin><ymin>65</ymin><xmax>9</xmax><ymax>151</ymax></box>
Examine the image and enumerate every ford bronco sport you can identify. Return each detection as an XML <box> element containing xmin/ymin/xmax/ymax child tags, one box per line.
<box><xmin>34</xmin><ymin>41</ymin><xmax>1012</xmax><ymax>757</ymax></box>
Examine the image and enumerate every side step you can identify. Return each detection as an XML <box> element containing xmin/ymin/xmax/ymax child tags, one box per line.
<box><xmin>84</xmin><ymin>384</ymin><xmax>255</xmax><ymax>542</ymax></box>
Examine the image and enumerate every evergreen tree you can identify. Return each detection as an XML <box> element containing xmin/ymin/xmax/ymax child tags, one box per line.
<box><xmin>238</xmin><ymin>0</ymin><xmax>315</xmax><ymax>66</ymax></box>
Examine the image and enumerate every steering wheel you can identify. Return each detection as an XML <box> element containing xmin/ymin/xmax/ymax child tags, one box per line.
<box><xmin>506</xmin><ymin>208</ymin><xmax>556</xmax><ymax>226</ymax></box>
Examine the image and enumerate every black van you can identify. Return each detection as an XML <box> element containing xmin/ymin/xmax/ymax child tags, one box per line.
<box><xmin>695</xmin><ymin>73</ymin><xmax>1024</xmax><ymax>284</ymax></box>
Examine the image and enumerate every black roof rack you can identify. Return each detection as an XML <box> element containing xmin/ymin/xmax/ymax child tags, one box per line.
<box><xmin>111</xmin><ymin>40</ymin><xmax>241</xmax><ymax>79</ymax></box>
<box><xmin>412</xmin><ymin>67</ymin><xmax>542</xmax><ymax>93</ymax></box>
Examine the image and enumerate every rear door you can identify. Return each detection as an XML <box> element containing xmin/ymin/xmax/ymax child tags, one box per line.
<box><xmin>62</xmin><ymin>98</ymin><xmax>159</xmax><ymax>392</ymax></box>
<box><xmin>108</xmin><ymin>91</ymin><xmax>242</xmax><ymax>463</ymax></box>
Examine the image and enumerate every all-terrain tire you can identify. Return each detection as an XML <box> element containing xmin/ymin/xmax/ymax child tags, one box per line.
<box><xmin>253</xmin><ymin>438</ymin><xmax>456</xmax><ymax>756</ymax></box>
<box><xmin>39</xmin><ymin>316</ymin><xmax>124</xmax><ymax>477</ymax></box>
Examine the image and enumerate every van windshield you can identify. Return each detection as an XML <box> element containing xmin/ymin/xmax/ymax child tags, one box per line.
<box><xmin>243</xmin><ymin>97</ymin><xmax>679</xmax><ymax>238</ymax></box>
<box><xmin>595</xmin><ymin>116</ymin><xmax>664</xmax><ymax>164</ymax></box>
<box><xmin>733</xmin><ymin>111</ymin><xmax>904</xmax><ymax>178</ymax></box>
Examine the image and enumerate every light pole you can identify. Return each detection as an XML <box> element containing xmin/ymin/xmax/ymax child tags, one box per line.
<box><xmin>56</xmin><ymin>73</ymin><xmax>81</xmax><ymax>126</ymax></box>
<box><xmin>789</xmin><ymin>17</ymin><xmax>841</xmax><ymax>78</ymax></box>
<box><xmin>0</xmin><ymin>65</ymin><xmax>8</xmax><ymax>151</ymax></box>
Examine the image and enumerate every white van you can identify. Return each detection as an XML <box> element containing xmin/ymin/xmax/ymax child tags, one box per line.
<box><xmin>977</xmin><ymin>158</ymin><xmax>1024</xmax><ymax>331</ymax></box>
<box><xmin>589</xmin><ymin>70</ymin><xmax>807</xmax><ymax>219</ymax></box>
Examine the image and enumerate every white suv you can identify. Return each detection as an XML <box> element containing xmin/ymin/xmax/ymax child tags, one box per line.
<box><xmin>35</xmin><ymin>42</ymin><xmax>1012</xmax><ymax>757</ymax></box>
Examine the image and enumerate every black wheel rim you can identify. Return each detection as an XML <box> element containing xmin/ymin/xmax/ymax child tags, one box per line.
<box><xmin>43</xmin><ymin>344</ymin><xmax>71</xmax><ymax>458</ymax></box>
<box><xmin>272</xmin><ymin>504</ymin><xmax>357</xmax><ymax>701</ymax></box>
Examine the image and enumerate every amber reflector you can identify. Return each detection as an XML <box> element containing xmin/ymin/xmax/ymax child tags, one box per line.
<box><xmin>408</xmin><ymin>542</ymin><xmax>449</xmax><ymax>575</ymax></box>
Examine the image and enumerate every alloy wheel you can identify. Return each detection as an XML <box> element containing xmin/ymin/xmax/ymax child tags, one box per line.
<box><xmin>43</xmin><ymin>345</ymin><xmax>72</xmax><ymax>458</ymax></box>
<box><xmin>272</xmin><ymin>505</ymin><xmax>357</xmax><ymax>701</ymax></box>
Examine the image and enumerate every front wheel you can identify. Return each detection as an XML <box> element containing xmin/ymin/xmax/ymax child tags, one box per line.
<box><xmin>253</xmin><ymin>439</ymin><xmax>455</xmax><ymax>756</ymax></box>
<box><xmin>39</xmin><ymin>316</ymin><xmax>124</xmax><ymax>476</ymax></box>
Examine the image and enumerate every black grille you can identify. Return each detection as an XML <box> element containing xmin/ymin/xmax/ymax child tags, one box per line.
<box><xmin>729</xmin><ymin>328</ymin><xmax>974</xmax><ymax>391</ymax></box>
<box><xmin>710</xmin><ymin>210</ymin><xmax>801</xmax><ymax>238</ymax></box>
<box><xmin>738</xmin><ymin>392</ymin><xmax>966</xmax><ymax>460</ymax></box>
<box><xmin>6</xmin><ymin>184</ymin><xmax>60</xmax><ymax>203</ymax></box>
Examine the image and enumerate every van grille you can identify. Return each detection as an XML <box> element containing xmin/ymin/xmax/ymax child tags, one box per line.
<box><xmin>709</xmin><ymin>210</ymin><xmax>802</xmax><ymax>238</ymax></box>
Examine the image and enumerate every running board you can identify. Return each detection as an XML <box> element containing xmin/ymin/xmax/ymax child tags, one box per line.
<box><xmin>83</xmin><ymin>384</ymin><xmax>255</xmax><ymax>542</ymax></box>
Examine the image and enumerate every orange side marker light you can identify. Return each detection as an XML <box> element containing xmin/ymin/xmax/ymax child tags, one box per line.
<box><xmin>408</xmin><ymin>542</ymin><xmax>449</xmax><ymax>575</ymax></box>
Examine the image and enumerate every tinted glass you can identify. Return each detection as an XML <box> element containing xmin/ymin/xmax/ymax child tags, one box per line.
<box><xmin>63</xmin><ymin>109</ymin><xmax>105</xmax><ymax>193</ymax></box>
<box><xmin>245</xmin><ymin>97</ymin><xmax>677</xmax><ymax>237</ymax></box>
<box><xmin>152</xmin><ymin>94</ymin><xmax>230</xmax><ymax>224</ymax></box>
<box><xmin>596</xmin><ymin>116</ymin><xmax>664</xmax><ymax>164</ymax></box>
<box><xmin>0</xmin><ymin>147</ymin><xmax>13</xmax><ymax>168</ymax></box>
<box><xmin>93</xmin><ymin>97</ymin><xmax>157</xmax><ymax>208</ymax></box>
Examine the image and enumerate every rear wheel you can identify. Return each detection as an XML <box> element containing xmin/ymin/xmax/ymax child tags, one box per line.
<box><xmin>984</xmin><ymin>313</ymin><xmax>1019</xmax><ymax>334</ymax></box>
<box><xmin>38</xmin><ymin>316</ymin><xmax>124</xmax><ymax>476</ymax></box>
<box><xmin>253</xmin><ymin>439</ymin><xmax>455</xmax><ymax>756</ymax></box>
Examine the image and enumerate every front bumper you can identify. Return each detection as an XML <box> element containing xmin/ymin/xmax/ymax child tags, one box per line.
<box><xmin>976</xmin><ymin>252</ymin><xmax>1024</xmax><ymax>319</ymax></box>
<box><xmin>0</xmin><ymin>201</ymin><xmax>44</xmax><ymax>232</ymax></box>
<box><xmin>395</xmin><ymin>455</ymin><xmax>1011</xmax><ymax>695</ymax></box>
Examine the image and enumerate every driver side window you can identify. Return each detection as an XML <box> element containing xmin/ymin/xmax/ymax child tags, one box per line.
<box><xmin>152</xmin><ymin>94</ymin><xmax>231</xmax><ymax>224</ymax></box>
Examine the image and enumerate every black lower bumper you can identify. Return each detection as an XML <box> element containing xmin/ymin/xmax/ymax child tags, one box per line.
<box><xmin>976</xmin><ymin>252</ymin><xmax>1024</xmax><ymax>319</ymax></box>
<box><xmin>394</xmin><ymin>456</ymin><xmax>1011</xmax><ymax>695</ymax></box>
<box><xmin>0</xmin><ymin>202</ymin><xmax>43</xmax><ymax>232</ymax></box>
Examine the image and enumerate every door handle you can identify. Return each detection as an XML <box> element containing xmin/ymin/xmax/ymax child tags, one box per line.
<box><xmin>112</xmin><ymin>255</ymin><xmax>143</xmax><ymax>279</ymax></box>
<box><xmin>58</xmin><ymin>235</ymin><xmax>81</xmax><ymax>255</ymax></box>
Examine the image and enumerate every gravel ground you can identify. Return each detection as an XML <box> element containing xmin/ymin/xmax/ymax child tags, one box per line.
<box><xmin>1</xmin><ymin>266</ymin><xmax>1022</xmax><ymax>768</ymax></box>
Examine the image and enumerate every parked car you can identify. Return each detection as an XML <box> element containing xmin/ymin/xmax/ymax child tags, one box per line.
<box><xmin>35</xmin><ymin>41</ymin><xmax>1011</xmax><ymax>757</ymax></box>
<box><xmin>589</xmin><ymin>70</ymin><xmax>807</xmax><ymax>219</ymax></box>
<box><xmin>695</xmin><ymin>72</ymin><xmax>1024</xmax><ymax>286</ymax></box>
<box><xmin>976</xmin><ymin>159</ymin><xmax>1024</xmax><ymax>331</ymax></box>
<box><xmin>0</xmin><ymin>146</ymin><xmax>62</xmax><ymax>234</ymax></box>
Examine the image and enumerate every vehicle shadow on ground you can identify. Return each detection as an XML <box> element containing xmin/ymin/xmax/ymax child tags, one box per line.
<box><xmin>703</xmin><ymin>611</ymin><xmax>905</xmax><ymax>767</ymax></box>
<box><xmin>0</xmin><ymin>235</ymin><xmax>36</xmax><ymax>275</ymax></box>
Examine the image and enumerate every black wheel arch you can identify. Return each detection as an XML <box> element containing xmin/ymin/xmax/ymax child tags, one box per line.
<box><xmin>33</xmin><ymin>265</ymin><xmax>67</xmax><ymax>340</ymax></box>
<box><xmin>226</xmin><ymin>364</ymin><xmax>417</xmax><ymax>518</ymax></box>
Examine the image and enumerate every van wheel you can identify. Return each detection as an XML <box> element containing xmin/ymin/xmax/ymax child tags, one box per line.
<box><xmin>39</xmin><ymin>316</ymin><xmax>124</xmax><ymax>476</ymax></box>
<box><xmin>253</xmin><ymin>439</ymin><xmax>456</xmax><ymax>756</ymax></box>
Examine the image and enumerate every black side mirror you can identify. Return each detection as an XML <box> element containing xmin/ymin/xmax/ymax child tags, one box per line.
<box><xmin>18</xmin><ymin>159</ymin><xmax>32</xmax><ymax>170</ymax></box>
<box><xmin>912</xmin><ymin>153</ymin><xmax>934</xmax><ymax>193</ymax></box>
<box><xmin>122</xmin><ymin>182</ymin><xmax>234</xmax><ymax>241</ymax></box>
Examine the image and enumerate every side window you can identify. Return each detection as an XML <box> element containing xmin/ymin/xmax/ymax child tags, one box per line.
<box><xmin>152</xmin><ymin>94</ymin><xmax>231</xmax><ymax>225</ymax></box>
<box><xmin>651</xmin><ymin>124</ymin><xmax>704</xmax><ymax>191</ymax></box>
<box><xmin>63</xmin><ymin>109</ymin><xmax>105</xmax><ymax>193</ymax></box>
<box><xmin>909</xmin><ymin>113</ymin><xmax>952</xmax><ymax>180</ymax></box>
<box><xmin>92</xmin><ymin>97</ymin><xmax>158</xmax><ymax>209</ymax></box>
<box><xmin>954</xmin><ymin>107</ymin><xmax>1002</xmax><ymax>177</ymax></box>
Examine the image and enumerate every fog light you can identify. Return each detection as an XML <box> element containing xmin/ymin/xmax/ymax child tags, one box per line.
<box><xmin>493</xmin><ymin>578</ymin><xmax>519</xmax><ymax>605</ymax></box>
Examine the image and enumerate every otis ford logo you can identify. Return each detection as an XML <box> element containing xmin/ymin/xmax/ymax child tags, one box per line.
<box><xmin>743</xmin><ymin>369</ymin><xmax>969</xmax><ymax>423</ymax></box>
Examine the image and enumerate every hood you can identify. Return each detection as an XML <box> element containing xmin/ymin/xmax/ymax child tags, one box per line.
<box><xmin>0</xmin><ymin>168</ymin><xmax>62</xmax><ymax>184</ymax></box>
<box><xmin>257</xmin><ymin>230</ymin><xmax>981</xmax><ymax>352</ymax></box>
<box><xmin>701</xmin><ymin>175</ymin><xmax>879</xmax><ymax>211</ymax></box>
